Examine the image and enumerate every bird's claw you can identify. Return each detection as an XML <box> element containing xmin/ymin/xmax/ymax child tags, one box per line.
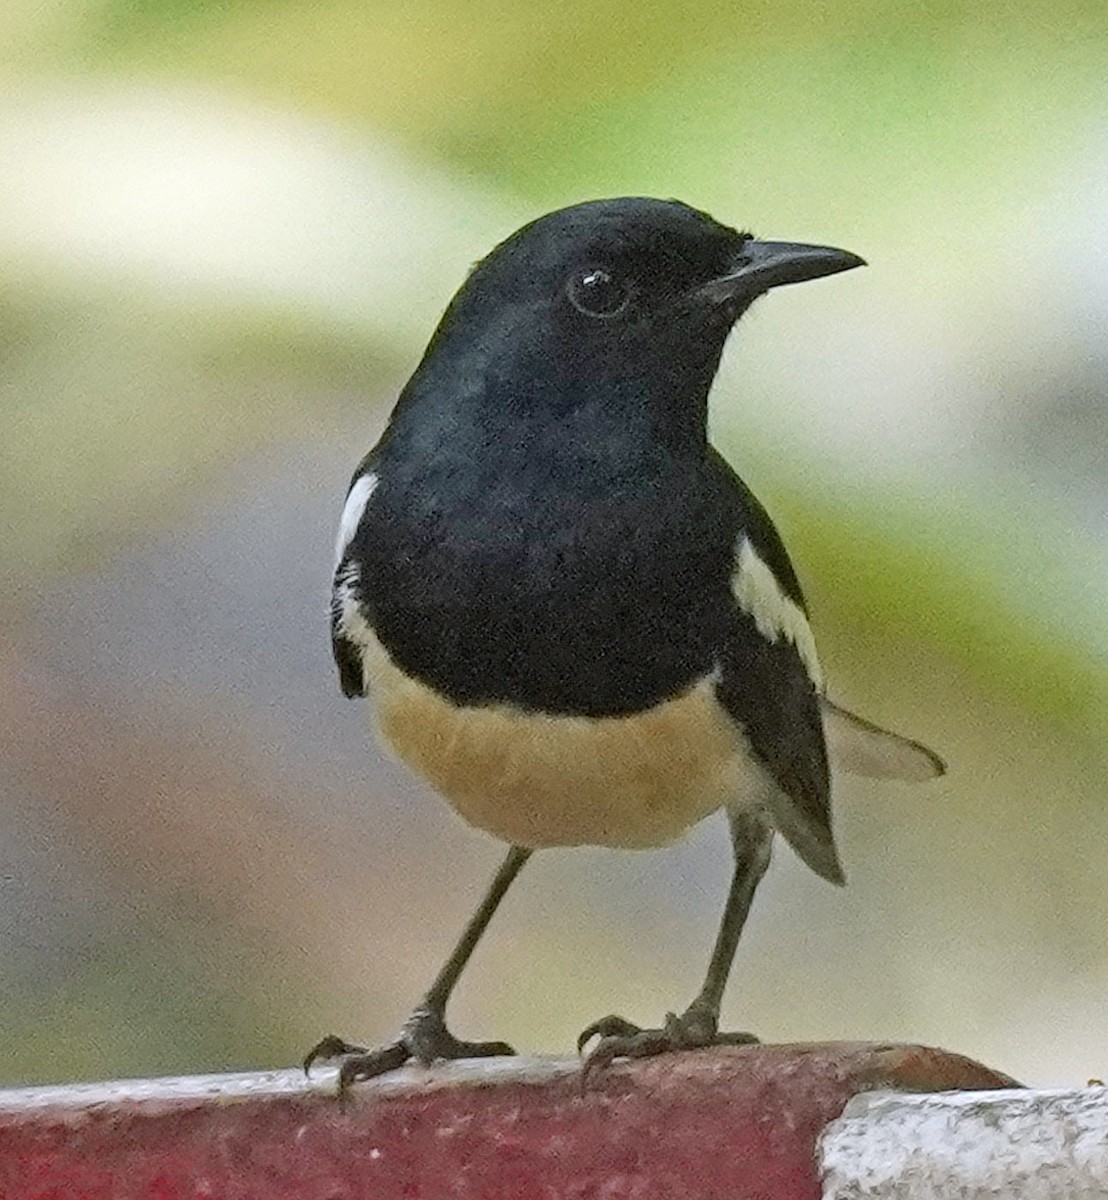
<box><xmin>302</xmin><ymin>1033</ymin><xmax>366</xmax><ymax>1073</ymax></box>
<box><xmin>576</xmin><ymin>1013</ymin><xmax>644</xmax><ymax>1053</ymax></box>
<box><xmin>578</xmin><ymin>1004</ymin><xmax>758</xmax><ymax>1086</ymax></box>
<box><xmin>303</xmin><ymin>1008</ymin><xmax>516</xmax><ymax>1095</ymax></box>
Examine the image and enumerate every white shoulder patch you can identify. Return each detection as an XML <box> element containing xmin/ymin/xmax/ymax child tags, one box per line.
<box><xmin>731</xmin><ymin>537</ymin><xmax>823</xmax><ymax>688</ymax></box>
<box><xmin>334</xmin><ymin>472</ymin><xmax>379</xmax><ymax>565</ymax></box>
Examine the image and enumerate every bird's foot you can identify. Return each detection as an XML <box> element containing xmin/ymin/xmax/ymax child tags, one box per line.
<box><xmin>302</xmin><ymin>1007</ymin><xmax>515</xmax><ymax>1095</ymax></box>
<box><xmin>577</xmin><ymin>1002</ymin><xmax>758</xmax><ymax>1084</ymax></box>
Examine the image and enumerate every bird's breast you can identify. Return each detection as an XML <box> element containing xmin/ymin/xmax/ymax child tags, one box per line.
<box><xmin>357</xmin><ymin>465</ymin><xmax>731</xmax><ymax>716</ymax></box>
<box><xmin>357</xmin><ymin>628</ymin><xmax>756</xmax><ymax>849</ymax></box>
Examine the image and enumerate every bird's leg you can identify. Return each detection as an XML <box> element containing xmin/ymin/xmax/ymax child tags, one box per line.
<box><xmin>579</xmin><ymin>811</ymin><xmax>772</xmax><ymax>1080</ymax></box>
<box><xmin>304</xmin><ymin>845</ymin><xmax>531</xmax><ymax>1093</ymax></box>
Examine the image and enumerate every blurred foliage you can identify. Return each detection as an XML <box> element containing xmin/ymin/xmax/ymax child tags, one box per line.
<box><xmin>0</xmin><ymin>283</ymin><xmax>389</xmax><ymax>604</ymax></box>
<box><xmin>61</xmin><ymin>1</ymin><xmax>1108</xmax><ymax>233</ymax></box>
<box><xmin>768</xmin><ymin>469</ymin><xmax>1108</xmax><ymax>744</ymax></box>
<box><xmin>3</xmin><ymin>905</ymin><xmax>312</xmax><ymax>1082</ymax></box>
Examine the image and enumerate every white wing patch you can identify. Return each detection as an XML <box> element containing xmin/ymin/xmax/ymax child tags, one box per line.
<box><xmin>332</xmin><ymin>559</ymin><xmax>377</xmax><ymax>693</ymax></box>
<box><xmin>334</xmin><ymin>472</ymin><xmax>379</xmax><ymax>565</ymax></box>
<box><xmin>731</xmin><ymin>537</ymin><xmax>823</xmax><ymax>688</ymax></box>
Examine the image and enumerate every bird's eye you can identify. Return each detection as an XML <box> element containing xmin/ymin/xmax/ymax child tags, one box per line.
<box><xmin>566</xmin><ymin>267</ymin><xmax>630</xmax><ymax>317</ymax></box>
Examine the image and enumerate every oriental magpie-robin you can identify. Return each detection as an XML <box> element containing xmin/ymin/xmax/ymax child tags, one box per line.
<box><xmin>305</xmin><ymin>197</ymin><xmax>943</xmax><ymax>1089</ymax></box>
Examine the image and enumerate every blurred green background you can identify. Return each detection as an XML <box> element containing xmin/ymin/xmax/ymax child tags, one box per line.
<box><xmin>1</xmin><ymin>0</ymin><xmax>1106</xmax><ymax>1089</ymax></box>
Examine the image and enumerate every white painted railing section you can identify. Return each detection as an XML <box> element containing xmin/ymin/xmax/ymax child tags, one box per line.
<box><xmin>820</xmin><ymin>1087</ymin><xmax>1108</xmax><ymax>1199</ymax></box>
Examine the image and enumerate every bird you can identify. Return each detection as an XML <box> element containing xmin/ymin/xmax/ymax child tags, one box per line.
<box><xmin>305</xmin><ymin>197</ymin><xmax>944</xmax><ymax>1091</ymax></box>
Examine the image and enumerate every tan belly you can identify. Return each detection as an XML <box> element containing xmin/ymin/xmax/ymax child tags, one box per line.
<box><xmin>360</xmin><ymin>633</ymin><xmax>754</xmax><ymax>849</ymax></box>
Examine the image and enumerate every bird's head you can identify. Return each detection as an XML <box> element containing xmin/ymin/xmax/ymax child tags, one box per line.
<box><xmin>403</xmin><ymin>198</ymin><xmax>864</xmax><ymax>452</ymax></box>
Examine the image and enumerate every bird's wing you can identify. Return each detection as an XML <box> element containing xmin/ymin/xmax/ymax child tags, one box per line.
<box><xmin>707</xmin><ymin>451</ymin><xmax>943</xmax><ymax>881</ymax></box>
<box><xmin>708</xmin><ymin>450</ymin><xmax>841</xmax><ymax>882</ymax></box>
<box><xmin>716</xmin><ymin>604</ymin><xmax>842</xmax><ymax>884</ymax></box>
<box><xmin>330</xmin><ymin>464</ymin><xmax>380</xmax><ymax>699</ymax></box>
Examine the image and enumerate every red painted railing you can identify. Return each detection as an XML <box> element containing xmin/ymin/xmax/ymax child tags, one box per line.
<box><xmin>0</xmin><ymin>1043</ymin><xmax>1018</xmax><ymax>1199</ymax></box>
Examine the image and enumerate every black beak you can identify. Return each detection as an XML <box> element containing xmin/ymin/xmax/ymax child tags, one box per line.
<box><xmin>701</xmin><ymin>239</ymin><xmax>865</xmax><ymax>302</ymax></box>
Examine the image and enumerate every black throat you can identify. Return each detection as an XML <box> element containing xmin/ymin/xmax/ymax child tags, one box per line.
<box><xmin>353</xmin><ymin>398</ymin><xmax>738</xmax><ymax>717</ymax></box>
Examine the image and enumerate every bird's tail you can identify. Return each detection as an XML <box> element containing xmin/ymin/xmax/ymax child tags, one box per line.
<box><xmin>821</xmin><ymin>698</ymin><xmax>946</xmax><ymax>782</ymax></box>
